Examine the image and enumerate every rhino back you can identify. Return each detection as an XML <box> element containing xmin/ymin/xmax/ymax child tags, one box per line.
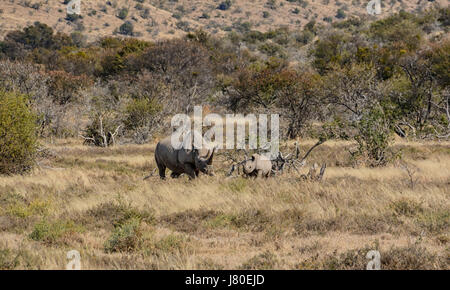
<box><xmin>155</xmin><ymin>137</ymin><xmax>185</xmax><ymax>173</ymax></box>
<box><xmin>257</xmin><ymin>157</ymin><xmax>272</xmax><ymax>174</ymax></box>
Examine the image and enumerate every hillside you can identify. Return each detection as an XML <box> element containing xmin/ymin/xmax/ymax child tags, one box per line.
<box><xmin>0</xmin><ymin>0</ymin><xmax>447</xmax><ymax>41</ymax></box>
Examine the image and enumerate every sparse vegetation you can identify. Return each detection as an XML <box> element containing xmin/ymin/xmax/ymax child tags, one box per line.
<box><xmin>0</xmin><ymin>138</ymin><xmax>447</xmax><ymax>269</ymax></box>
<box><xmin>0</xmin><ymin>2</ymin><xmax>448</xmax><ymax>270</ymax></box>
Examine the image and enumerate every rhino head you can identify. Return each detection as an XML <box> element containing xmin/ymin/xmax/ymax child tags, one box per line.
<box><xmin>243</xmin><ymin>154</ymin><xmax>258</xmax><ymax>175</ymax></box>
<box><xmin>193</xmin><ymin>147</ymin><xmax>216</xmax><ymax>176</ymax></box>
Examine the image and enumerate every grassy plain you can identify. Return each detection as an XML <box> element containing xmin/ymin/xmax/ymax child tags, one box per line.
<box><xmin>0</xmin><ymin>138</ymin><xmax>448</xmax><ymax>269</ymax></box>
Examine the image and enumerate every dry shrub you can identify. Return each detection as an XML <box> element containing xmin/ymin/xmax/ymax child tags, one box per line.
<box><xmin>104</xmin><ymin>217</ymin><xmax>143</xmax><ymax>253</ymax></box>
<box><xmin>240</xmin><ymin>251</ymin><xmax>279</xmax><ymax>270</ymax></box>
<box><xmin>0</xmin><ymin>246</ymin><xmax>42</xmax><ymax>270</ymax></box>
<box><xmin>298</xmin><ymin>243</ymin><xmax>446</xmax><ymax>270</ymax></box>
<box><xmin>160</xmin><ymin>209</ymin><xmax>219</xmax><ymax>234</ymax></box>
<box><xmin>153</xmin><ymin>234</ymin><xmax>192</xmax><ymax>255</ymax></box>
<box><xmin>79</xmin><ymin>201</ymin><xmax>155</xmax><ymax>230</ymax></box>
<box><xmin>29</xmin><ymin>219</ymin><xmax>84</xmax><ymax>246</ymax></box>
<box><xmin>229</xmin><ymin>209</ymin><xmax>272</xmax><ymax>232</ymax></box>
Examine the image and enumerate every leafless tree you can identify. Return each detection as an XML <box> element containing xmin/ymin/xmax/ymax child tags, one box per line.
<box><xmin>324</xmin><ymin>64</ymin><xmax>382</xmax><ymax>121</ymax></box>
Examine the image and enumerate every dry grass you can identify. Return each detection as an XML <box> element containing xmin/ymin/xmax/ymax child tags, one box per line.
<box><xmin>0</xmin><ymin>138</ymin><xmax>448</xmax><ymax>269</ymax></box>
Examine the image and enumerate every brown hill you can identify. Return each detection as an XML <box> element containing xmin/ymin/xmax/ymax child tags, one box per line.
<box><xmin>0</xmin><ymin>0</ymin><xmax>447</xmax><ymax>41</ymax></box>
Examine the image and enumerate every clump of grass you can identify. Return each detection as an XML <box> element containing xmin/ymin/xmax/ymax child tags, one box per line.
<box><xmin>381</xmin><ymin>244</ymin><xmax>445</xmax><ymax>270</ymax></box>
<box><xmin>0</xmin><ymin>192</ymin><xmax>50</xmax><ymax>219</ymax></box>
<box><xmin>204</xmin><ymin>214</ymin><xmax>234</xmax><ymax>229</ymax></box>
<box><xmin>196</xmin><ymin>258</ymin><xmax>225</xmax><ymax>270</ymax></box>
<box><xmin>240</xmin><ymin>251</ymin><xmax>279</xmax><ymax>269</ymax></box>
<box><xmin>0</xmin><ymin>246</ymin><xmax>42</xmax><ymax>270</ymax></box>
<box><xmin>415</xmin><ymin>209</ymin><xmax>449</xmax><ymax>235</ymax></box>
<box><xmin>104</xmin><ymin>217</ymin><xmax>143</xmax><ymax>253</ymax></box>
<box><xmin>160</xmin><ymin>209</ymin><xmax>219</xmax><ymax>233</ymax></box>
<box><xmin>298</xmin><ymin>242</ymin><xmax>446</xmax><ymax>270</ymax></box>
<box><xmin>7</xmin><ymin>199</ymin><xmax>51</xmax><ymax>219</ymax></box>
<box><xmin>230</xmin><ymin>209</ymin><xmax>271</xmax><ymax>232</ymax></box>
<box><xmin>81</xmin><ymin>201</ymin><xmax>154</xmax><ymax>230</ymax></box>
<box><xmin>29</xmin><ymin>220</ymin><xmax>83</xmax><ymax>245</ymax></box>
<box><xmin>391</xmin><ymin>198</ymin><xmax>423</xmax><ymax>217</ymax></box>
<box><xmin>225</xmin><ymin>178</ymin><xmax>248</xmax><ymax>193</ymax></box>
<box><xmin>321</xmin><ymin>248</ymin><xmax>371</xmax><ymax>270</ymax></box>
<box><xmin>295</xmin><ymin>216</ymin><xmax>344</xmax><ymax>235</ymax></box>
<box><xmin>153</xmin><ymin>234</ymin><xmax>191</xmax><ymax>255</ymax></box>
<box><xmin>0</xmin><ymin>248</ymin><xmax>18</xmax><ymax>270</ymax></box>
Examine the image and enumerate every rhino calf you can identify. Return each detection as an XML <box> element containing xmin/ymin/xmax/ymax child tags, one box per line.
<box><xmin>243</xmin><ymin>153</ymin><xmax>272</xmax><ymax>178</ymax></box>
<box><xmin>155</xmin><ymin>136</ymin><xmax>215</xmax><ymax>180</ymax></box>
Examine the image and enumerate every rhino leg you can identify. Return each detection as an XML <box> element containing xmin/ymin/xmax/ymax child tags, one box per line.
<box><xmin>170</xmin><ymin>172</ymin><xmax>181</xmax><ymax>179</ymax></box>
<box><xmin>257</xmin><ymin>170</ymin><xmax>263</xmax><ymax>178</ymax></box>
<box><xmin>157</xmin><ymin>163</ymin><xmax>166</xmax><ymax>180</ymax></box>
<box><xmin>184</xmin><ymin>164</ymin><xmax>197</xmax><ymax>180</ymax></box>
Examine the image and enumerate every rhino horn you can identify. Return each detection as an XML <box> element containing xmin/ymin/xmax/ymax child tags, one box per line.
<box><xmin>207</xmin><ymin>147</ymin><xmax>216</xmax><ymax>165</ymax></box>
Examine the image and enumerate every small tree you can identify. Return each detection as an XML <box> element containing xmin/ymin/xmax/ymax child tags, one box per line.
<box><xmin>336</xmin><ymin>9</ymin><xmax>346</xmax><ymax>19</ymax></box>
<box><xmin>352</xmin><ymin>106</ymin><xmax>396</xmax><ymax>167</ymax></box>
<box><xmin>80</xmin><ymin>92</ymin><xmax>124</xmax><ymax>147</ymax></box>
<box><xmin>119</xmin><ymin>22</ymin><xmax>134</xmax><ymax>36</ymax></box>
<box><xmin>0</xmin><ymin>90</ymin><xmax>37</xmax><ymax>174</ymax></box>
<box><xmin>218</xmin><ymin>0</ymin><xmax>232</xmax><ymax>11</ymax></box>
<box><xmin>117</xmin><ymin>8</ymin><xmax>129</xmax><ymax>20</ymax></box>
<box><xmin>123</xmin><ymin>98</ymin><xmax>162</xmax><ymax>144</ymax></box>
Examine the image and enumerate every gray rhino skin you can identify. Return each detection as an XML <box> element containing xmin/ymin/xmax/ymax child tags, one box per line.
<box><xmin>155</xmin><ymin>136</ymin><xmax>215</xmax><ymax>180</ymax></box>
<box><xmin>243</xmin><ymin>153</ymin><xmax>272</xmax><ymax>178</ymax></box>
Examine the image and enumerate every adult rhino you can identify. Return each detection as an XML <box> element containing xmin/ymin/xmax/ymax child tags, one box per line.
<box><xmin>155</xmin><ymin>136</ymin><xmax>216</xmax><ymax>180</ymax></box>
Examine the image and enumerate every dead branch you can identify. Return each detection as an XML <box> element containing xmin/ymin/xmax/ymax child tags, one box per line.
<box><xmin>99</xmin><ymin>116</ymin><xmax>108</xmax><ymax>148</ymax></box>
<box><xmin>36</xmin><ymin>161</ymin><xmax>65</xmax><ymax>171</ymax></box>
<box><xmin>272</xmin><ymin>140</ymin><xmax>325</xmax><ymax>175</ymax></box>
<box><xmin>79</xmin><ymin>134</ymin><xmax>95</xmax><ymax>143</ymax></box>
<box><xmin>223</xmin><ymin>140</ymin><xmax>326</xmax><ymax>178</ymax></box>
<box><xmin>226</xmin><ymin>160</ymin><xmax>247</xmax><ymax>177</ymax></box>
<box><xmin>299</xmin><ymin>139</ymin><xmax>326</xmax><ymax>163</ymax></box>
<box><xmin>143</xmin><ymin>168</ymin><xmax>157</xmax><ymax>180</ymax></box>
<box><xmin>109</xmin><ymin>125</ymin><xmax>123</xmax><ymax>147</ymax></box>
<box><xmin>300</xmin><ymin>163</ymin><xmax>327</xmax><ymax>181</ymax></box>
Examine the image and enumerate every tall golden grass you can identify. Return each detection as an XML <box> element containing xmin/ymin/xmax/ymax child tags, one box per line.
<box><xmin>0</xmin><ymin>139</ymin><xmax>448</xmax><ymax>269</ymax></box>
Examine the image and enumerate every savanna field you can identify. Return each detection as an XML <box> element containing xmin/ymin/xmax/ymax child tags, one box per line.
<box><xmin>0</xmin><ymin>138</ymin><xmax>448</xmax><ymax>270</ymax></box>
<box><xmin>0</xmin><ymin>1</ymin><xmax>449</xmax><ymax>271</ymax></box>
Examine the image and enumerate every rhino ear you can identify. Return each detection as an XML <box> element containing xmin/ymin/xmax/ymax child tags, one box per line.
<box><xmin>251</xmin><ymin>154</ymin><xmax>258</xmax><ymax>161</ymax></box>
<box><xmin>193</xmin><ymin>148</ymin><xmax>199</xmax><ymax>158</ymax></box>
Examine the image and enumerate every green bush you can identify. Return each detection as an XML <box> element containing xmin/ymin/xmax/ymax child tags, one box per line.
<box><xmin>0</xmin><ymin>90</ymin><xmax>37</xmax><ymax>175</ymax></box>
<box><xmin>336</xmin><ymin>8</ymin><xmax>346</xmax><ymax>19</ymax></box>
<box><xmin>352</xmin><ymin>106</ymin><xmax>396</xmax><ymax>166</ymax></box>
<box><xmin>119</xmin><ymin>21</ymin><xmax>134</xmax><ymax>36</ymax></box>
<box><xmin>117</xmin><ymin>7</ymin><xmax>129</xmax><ymax>20</ymax></box>
<box><xmin>29</xmin><ymin>220</ymin><xmax>83</xmax><ymax>245</ymax></box>
<box><xmin>218</xmin><ymin>0</ymin><xmax>232</xmax><ymax>11</ymax></box>
<box><xmin>123</xmin><ymin>98</ymin><xmax>161</xmax><ymax>131</ymax></box>
<box><xmin>104</xmin><ymin>218</ymin><xmax>143</xmax><ymax>253</ymax></box>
